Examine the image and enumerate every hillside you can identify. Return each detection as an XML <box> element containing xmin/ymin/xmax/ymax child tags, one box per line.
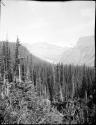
<box><xmin>0</xmin><ymin>40</ymin><xmax>96</xmax><ymax>125</ymax></box>
<box><xmin>0</xmin><ymin>41</ymin><xmax>51</xmax><ymax>67</ymax></box>
<box><xmin>60</xmin><ymin>36</ymin><xmax>95</xmax><ymax>66</ymax></box>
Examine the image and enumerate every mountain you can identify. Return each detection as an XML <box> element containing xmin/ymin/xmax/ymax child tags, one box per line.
<box><xmin>60</xmin><ymin>36</ymin><xmax>95</xmax><ymax>66</ymax></box>
<box><xmin>28</xmin><ymin>42</ymin><xmax>69</xmax><ymax>63</ymax></box>
<box><xmin>0</xmin><ymin>41</ymin><xmax>51</xmax><ymax>67</ymax></box>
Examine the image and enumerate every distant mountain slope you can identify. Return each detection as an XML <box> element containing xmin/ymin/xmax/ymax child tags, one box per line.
<box><xmin>60</xmin><ymin>36</ymin><xmax>95</xmax><ymax>66</ymax></box>
<box><xmin>29</xmin><ymin>42</ymin><xmax>69</xmax><ymax>63</ymax></box>
<box><xmin>0</xmin><ymin>41</ymin><xmax>50</xmax><ymax>67</ymax></box>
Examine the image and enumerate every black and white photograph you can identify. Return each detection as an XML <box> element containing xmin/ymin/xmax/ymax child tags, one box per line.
<box><xmin>0</xmin><ymin>0</ymin><xmax>95</xmax><ymax>124</ymax></box>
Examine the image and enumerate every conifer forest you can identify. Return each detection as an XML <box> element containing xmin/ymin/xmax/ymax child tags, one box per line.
<box><xmin>0</xmin><ymin>39</ymin><xmax>96</xmax><ymax>124</ymax></box>
<box><xmin>0</xmin><ymin>0</ymin><xmax>95</xmax><ymax>124</ymax></box>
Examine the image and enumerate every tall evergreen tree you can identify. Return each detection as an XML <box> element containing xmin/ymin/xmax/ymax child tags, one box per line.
<box><xmin>5</xmin><ymin>41</ymin><xmax>12</xmax><ymax>82</ymax></box>
<box><xmin>14</xmin><ymin>37</ymin><xmax>20</xmax><ymax>79</ymax></box>
<box><xmin>29</xmin><ymin>55</ymin><xmax>33</xmax><ymax>81</ymax></box>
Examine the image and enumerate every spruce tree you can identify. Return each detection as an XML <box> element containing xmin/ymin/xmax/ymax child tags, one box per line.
<box><xmin>14</xmin><ymin>37</ymin><xmax>20</xmax><ymax>80</ymax></box>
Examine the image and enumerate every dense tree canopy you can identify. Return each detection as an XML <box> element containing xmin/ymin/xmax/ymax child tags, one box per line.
<box><xmin>0</xmin><ymin>40</ymin><xmax>95</xmax><ymax>124</ymax></box>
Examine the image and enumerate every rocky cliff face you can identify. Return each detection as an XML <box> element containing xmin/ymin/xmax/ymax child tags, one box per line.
<box><xmin>60</xmin><ymin>36</ymin><xmax>95</xmax><ymax>66</ymax></box>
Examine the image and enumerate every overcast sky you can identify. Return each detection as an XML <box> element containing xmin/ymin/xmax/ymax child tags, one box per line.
<box><xmin>0</xmin><ymin>0</ymin><xmax>95</xmax><ymax>48</ymax></box>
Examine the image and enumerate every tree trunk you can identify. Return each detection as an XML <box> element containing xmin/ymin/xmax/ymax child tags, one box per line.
<box><xmin>72</xmin><ymin>75</ymin><xmax>75</xmax><ymax>99</ymax></box>
<box><xmin>85</xmin><ymin>90</ymin><xmax>87</xmax><ymax>103</ymax></box>
<box><xmin>60</xmin><ymin>85</ymin><xmax>63</xmax><ymax>102</ymax></box>
<box><xmin>3</xmin><ymin>73</ymin><xmax>6</xmax><ymax>85</ymax></box>
<box><xmin>18</xmin><ymin>64</ymin><xmax>21</xmax><ymax>83</ymax></box>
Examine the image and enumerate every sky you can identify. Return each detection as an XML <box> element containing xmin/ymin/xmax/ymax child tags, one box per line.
<box><xmin>0</xmin><ymin>0</ymin><xmax>95</xmax><ymax>49</ymax></box>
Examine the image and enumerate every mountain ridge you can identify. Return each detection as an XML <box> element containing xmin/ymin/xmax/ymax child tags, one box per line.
<box><xmin>28</xmin><ymin>42</ymin><xmax>69</xmax><ymax>63</ymax></box>
<box><xmin>60</xmin><ymin>36</ymin><xmax>95</xmax><ymax>66</ymax></box>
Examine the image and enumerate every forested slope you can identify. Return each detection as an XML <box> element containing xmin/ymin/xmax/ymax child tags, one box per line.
<box><xmin>0</xmin><ymin>41</ymin><xmax>50</xmax><ymax>67</ymax></box>
<box><xmin>0</xmin><ymin>39</ymin><xmax>96</xmax><ymax>124</ymax></box>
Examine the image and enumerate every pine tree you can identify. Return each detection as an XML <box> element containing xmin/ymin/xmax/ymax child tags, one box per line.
<box><xmin>29</xmin><ymin>55</ymin><xmax>33</xmax><ymax>81</ymax></box>
<box><xmin>60</xmin><ymin>64</ymin><xmax>64</xmax><ymax>102</ymax></box>
<box><xmin>47</xmin><ymin>68</ymin><xmax>54</xmax><ymax>103</ymax></box>
<box><xmin>72</xmin><ymin>74</ymin><xmax>75</xmax><ymax>99</ymax></box>
<box><xmin>14</xmin><ymin>37</ymin><xmax>20</xmax><ymax>80</ymax></box>
<box><xmin>7</xmin><ymin>48</ymin><xmax>12</xmax><ymax>82</ymax></box>
<box><xmin>1</xmin><ymin>42</ymin><xmax>5</xmax><ymax>76</ymax></box>
<box><xmin>33</xmin><ymin>68</ymin><xmax>36</xmax><ymax>87</ymax></box>
<box><xmin>26</xmin><ymin>56</ymin><xmax>30</xmax><ymax>81</ymax></box>
<box><xmin>2</xmin><ymin>42</ymin><xmax>6</xmax><ymax>85</ymax></box>
<box><xmin>21</xmin><ymin>63</ymin><xmax>25</xmax><ymax>82</ymax></box>
<box><xmin>0</xmin><ymin>41</ymin><xmax>11</xmax><ymax>97</ymax></box>
<box><xmin>0</xmin><ymin>54</ymin><xmax>2</xmax><ymax>80</ymax></box>
<box><xmin>5</xmin><ymin>41</ymin><xmax>12</xmax><ymax>82</ymax></box>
